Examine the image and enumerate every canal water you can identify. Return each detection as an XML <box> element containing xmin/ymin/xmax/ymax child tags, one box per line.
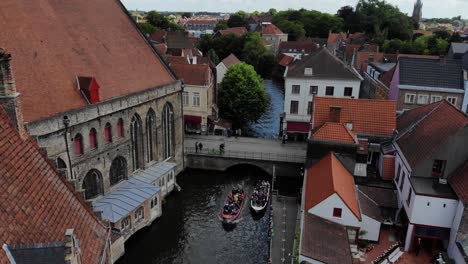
<box><xmin>246</xmin><ymin>79</ymin><xmax>284</xmax><ymax>139</ymax></box>
<box><xmin>117</xmin><ymin>167</ymin><xmax>271</xmax><ymax>264</ymax></box>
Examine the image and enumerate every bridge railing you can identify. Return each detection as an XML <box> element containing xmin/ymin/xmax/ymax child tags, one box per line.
<box><xmin>185</xmin><ymin>147</ymin><xmax>305</xmax><ymax>163</ymax></box>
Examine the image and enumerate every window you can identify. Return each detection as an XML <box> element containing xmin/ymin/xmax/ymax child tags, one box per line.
<box><xmin>333</xmin><ymin>208</ymin><xmax>342</xmax><ymax>218</ymax></box>
<box><xmin>290</xmin><ymin>100</ymin><xmax>299</xmax><ymax>114</ymax></box>
<box><xmin>406</xmin><ymin>188</ymin><xmax>413</xmax><ymax>206</ymax></box>
<box><xmin>292</xmin><ymin>85</ymin><xmax>300</xmax><ymax>94</ymax></box>
<box><xmin>309</xmin><ymin>86</ymin><xmax>318</xmax><ymax>95</ymax></box>
<box><xmin>447</xmin><ymin>97</ymin><xmax>457</xmax><ymax>105</ymax></box>
<box><xmin>396</xmin><ymin>164</ymin><xmax>401</xmax><ymax>183</ymax></box>
<box><xmin>432</xmin><ymin>160</ymin><xmax>446</xmax><ymax>178</ymax></box>
<box><xmin>74</xmin><ymin>134</ymin><xmax>83</xmax><ymax>156</ymax></box>
<box><xmin>104</xmin><ymin>123</ymin><xmax>112</xmax><ymax>143</ymax></box>
<box><xmin>151</xmin><ymin>196</ymin><xmax>158</xmax><ymax>209</ymax></box>
<box><xmin>162</xmin><ymin>103</ymin><xmax>175</xmax><ymax>159</ymax></box>
<box><xmin>89</xmin><ymin>128</ymin><xmax>97</xmax><ymax>150</ymax></box>
<box><xmin>404</xmin><ymin>93</ymin><xmax>416</xmax><ymax>104</ymax></box>
<box><xmin>146</xmin><ymin>110</ymin><xmax>157</xmax><ymax>162</ymax></box>
<box><xmin>193</xmin><ymin>92</ymin><xmax>200</xmax><ymax>107</ymax></box>
<box><xmin>117</xmin><ymin>118</ymin><xmax>124</xmax><ymax>138</ymax></box>
<box><xmin>131</xmin><ymin>115</ymin><xmax>143</xmax><ymax>171</ymax></box>
<box><xmin>325</xmin><ymin>86</ymin><xmax>334</xmax><ymax>96</ymax></box>
<box><xmin>304</xmin><ymin>68</ymin><xmax>313</xmax><ymax>76</ymax></box>
<box><xmin>82</xmin><ymin>170</ymin><xmax>103</xmax><ymax>200</ymax></box>
<box><xmin>120</xmin><ymin>216</ymin><xmax>131</xmax><ymax>231</ymax></box>
<box><xmin>135</xmin><ymin>207</ymin><xmax>144</xmax><ymax>222</ymax></box>
<box><xmin>307</xmin><ymin>101</ymin><xmax>313</xmax><ymax>115</ymax></box>
<box><xmin>182</xmin><ymin>91</ymin><xmax>189</xmax><ymax>106</ymax></box>
<box><xmin>431</xmin><ymin>95</ymin><xmax>442</xmax><ymax>103</ymax></box>
<box><xmin>417</xmin><ymin>94</ymin><xmax>429</xmax><ymax>105</ymax></box>
<box><xmin>344</xmin><ymin>87</ymin><xmax>353</xmax><ymax>97</ymax></box>
<box><xmin>56</xmin><ymin>158</ymin><xmax>67</xmax><ymax>178</ymax></box>
<box><xmin>110</xmin><ymin>156</ymin><xmax>127</xmax><ymax>186</ymax></box>
<box><xmin>399</xmin><ymin>172</ymin><xmax>405</xmax><ymax>191</ymax></box>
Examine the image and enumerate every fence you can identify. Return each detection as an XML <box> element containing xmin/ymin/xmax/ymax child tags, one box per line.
<box><xmin>185</xmin><ymin>147</ymin><xmax>305</xmax><ymax>163</ymax></box>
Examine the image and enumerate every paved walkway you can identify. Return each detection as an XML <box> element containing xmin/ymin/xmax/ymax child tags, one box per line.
<box><xmin>270</xmin><ymin>195</ymin><xmax>298</xmax><ymax>264</ymax></box>
<box><xmin>185</xmin><ymin>135</ymin><xmax>307</xmax><ymax>162</ymax></box>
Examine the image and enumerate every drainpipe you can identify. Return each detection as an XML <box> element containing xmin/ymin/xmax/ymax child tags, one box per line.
<box><xmin>63</xmin><ymin>116</ymin><xmax>73</xmax><ymax>180</ymax></box>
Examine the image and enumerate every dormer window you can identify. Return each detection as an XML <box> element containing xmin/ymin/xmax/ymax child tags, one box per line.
<box><xmin>345</xmin><ymin>122</ymin><xmax>353</xmax><ymax>130</ymax></box>
<box><xmin>77</xmin><ymin>76</ymin><xmax>100</xmax><ymax>104</ymax></box>
<box><xmin>304</xmin><ymin>68</ymin><xmax>313</xmax><ymax>76</ymax></box>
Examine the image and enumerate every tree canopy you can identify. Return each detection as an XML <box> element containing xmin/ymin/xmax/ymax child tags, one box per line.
<box><xmin>382</xmin><ymin>35</ymin><xmax>449</xmax><ymax>55</ymax></box>
<box><xmin>218</xmin><ymin>63</ymin><xmax>269</xmax><ymax>127</ymax></box>
<box><xmin>227</xmin><ymin>11</ymin><xmax>249</xmax><ymax>28</ymax></box>
<box><xmin>207</xmin><ymin>49</ymin><xmax>220</xmax><ymax>65</ymax></box>
<box><xmin>145</xmin><ymin>11</ymin><xmax>182</xmax><ymax>31</ymax></box>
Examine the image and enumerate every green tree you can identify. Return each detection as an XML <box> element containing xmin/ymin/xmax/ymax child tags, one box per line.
<box><xmin>218</xmin><ymin>63</ymin><xmax>269</xmax><ymax>127</ymax></box>
<box><xmin>227</xmin><ymin>11</ymin><xmax>249</xmax><ymax>28</ymax></box>
<box><xmin>276</xmin><ymin>20</ymin><xmax>306</xmax><ymax>41</ymax></box>
<box><xmin>273</xmin><ymin>9</ymin><xmax>343</xmax><ymax>37</ymax></box>
<box><xmin>139</xmin><ymin>23</ymin><xmax>158</xmax><ymax>35</ymax></box>
<box><xmin>207</xmin><ymin>49</ymin><xmax>220</xmax><ymax>65</ymax></box>
<box><xmin>146</xmin><ymin>11</ymin><xmax>182</xmax><ymax>31</ymax></box>
<box><xmin>433</xmin><ymin>30</ymin><xmax>450</xmax><ymax>41</ymax></box>
<box><xmin>268</xmin><ymin>8</ymin><xmax>278</xmax><ymax>16</ymax></box>
<box><xmin>214</xmin><ymin>20</ymin><xmax>228</xmax><ymax>32</ymax></box>
<box><xmin>337</xmin><ymin>6</ymin><xmax>362</xmax><ymax>33</ymax></box>
<box><xmin>242</xmin><ymin>33</ymin><xmax>276</xmax><ymax>78</ymax></box>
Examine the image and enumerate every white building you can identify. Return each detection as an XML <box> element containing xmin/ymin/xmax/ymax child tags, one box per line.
<box><xmin>283</xmin><ymin>48</ymin><xmax>363</xmax><ymax>141</ymax></box>
<box><xmin>216</xmin><ymin>53</ymin><xmax>241</xmax><ymax>84</ymax></box>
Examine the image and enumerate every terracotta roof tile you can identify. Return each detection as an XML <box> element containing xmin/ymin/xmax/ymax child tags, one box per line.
<box><xmin>0</xmin><ymin>108</ymin><xmax>108</xmax><ymax>264</ymax></box>
<box><xmin>149</xmin><ymin>30</ymin><xmax>167</xmax><ymax>43</ymax></box>
<box><xmin>278</xmin><ymin>55</ymin><xmax>294</xmax><ymax>67</ymax></box>
<box><xmin>171</xmin><ymin>64</ymin><xmax>211</xmax><ymax>86</ymax></box>
<box><xmin>261</xmin><ymin>24</ymin><xmax>284</xmax><ymax>35</ymax></box>
<box><xmin>449</xmin><ymin>161</ymin><xmax>468</xmax><ymax>202</ymax></box>
<box><xmin>301</xmin><ymin>213</ymin><xmax>352</xmax><ymax>264</ymax></box>
<box><xmin>218</xmin><ymin>27</ymin><xmax>248</xmax><ymax>36</ymax></box>
<box><xmin>166</xmin><ymin>55</ymin><xmax>190</xmax><ymax>65</ymax></box>
<box><xmin>278</xmin><ymin>41</ymin><xmax>319</xmax><ymax>54</ymax></box>
<box><xmin>221</xmin><ymin>54</ymin><xmax>241</xmax><ymax>68</ymax></box>
<box><xmin>305</xmin><ymin>152</ymin><xmax>361</xmax><ymax>220</ymax></box>
<box><xmin>327</xmin><ymin>32</ymin><xmax>347</xmax><ymax>45</ymax></box>
<box><xmin>313</xmin><ymin>97</ymin><xmax>396</xmax><ymax>137</ymax></box>
<box><xmin>0</xmin><ymin>0</ymin><xmax>175</xmax><ymax>123</ymax></box>
<box><xmin>396</xmin><ymin>100</ymin><xmax>468</xmax><ymax>168</ymax></box>
<box><xmin>311</xmin><ymin>122</ymin><xmax>357</xmax><ymax>144</ymax></box>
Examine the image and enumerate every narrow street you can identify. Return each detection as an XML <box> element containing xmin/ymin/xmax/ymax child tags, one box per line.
<box><xmin>270</xmin><ymin>195</ymin><xmax>299</xmax><ymax>264</ymax></box>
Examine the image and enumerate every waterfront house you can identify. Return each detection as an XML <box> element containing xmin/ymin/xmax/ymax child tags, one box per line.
<box><xmin>282</xmin><ymin>48</ymin><xmax>363</xmax><ymax>141</ymax></box>
<box><xmin>391</xmin><ymin>100</ymin><xmax>468</xmax><ymax>253</ymax></box>
<box><xmin>261</xmin><ymin>24</ymin><xmax>288</xmax><ymax>54</ymax></box>
<box><xmin>216</xmin><ymin>53</ymin><xmax>241</xmax><ymax>84</ymax></box>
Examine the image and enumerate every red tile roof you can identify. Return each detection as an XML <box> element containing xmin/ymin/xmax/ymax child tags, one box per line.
<box><xmin>313</xmin><ymin>97</ymin><xmax>397</xmax><ymax>137</ymax></box>
<box><xmin>185</xmin><ymin>19</ymin><xmax>217</xmax><ymax>25</ymax></box>
<box><xmin>305</xmin><ymin>152</ymin><xmax>361</xmax><ymax>220</ymax></box>
<box><xmin>396</xmin><ymin>100</ymin><xmax>468</xmax><ymax>168</ymax></box>
<box><xmin>261</xmin><ymin>24</ymin><xmax>284</xmax><ymax>35</ymax></box>
<box><xmin>0</xmin><ymin>107</ymin><xmax>108</xmax><ymax>264</ymax></box>
<box><xmin>221</xmin><ymin>53</ymin><xmax>241</xmax><ymax>68</ymax></box>
<box><xmin>166</xmin><ymin>55</ymin><xmax>190</xmax><ymax>65</ymax></box>
<box><xmin>171</xmin><ymin>64</ymin><xmax>212</xmax><ymax>86</ymax></box>
<box><xmin>327</xmin><ymin>32</ymin><xmax>347</xmax><ymax>45</ymax></box>
<box><xmin>218</xmin><ymin>27</ymin><xmax>248</xmax><ymax>36</ymax></box>
<box><xmin>149</xmin><ymin>30</ymin><xmax>167</xmax><ymax>43</ymax></box>
<box><xmin>354</xmin><ymin>51</ymin><xmax>385</xmax><ymax>72</ymax></box>
<box><xmin>278</xmin><ymin>55</ymin><xmax>294</xmax><ymax>67</ymax></box>
<box><xmin>413</xmin><ymin>29</ymin><xmax>433</xmax><ymax>36</ymax></box>
<box><xmin>449</xmin><ymin>161</ymin><xmax>468</xmax><ymax>202</ymax></box>
<box><xmin>0</xmin><ymin>0</ymin><xmax>175</xmax><ymax>123</ymax></box>
<box><xmin>301</xmin><ymin>213</ymin><xmax>352</xmax><ymax>264</ymax></box>
<box><xmin>311</xmin><ymin>122</ymin><xmax>357</xmax><ymax>144</ymax></box>
<box><xmin>278</xmin><ymin>41</ymin><xmax>319</xmax><ymax>54</ymax></box>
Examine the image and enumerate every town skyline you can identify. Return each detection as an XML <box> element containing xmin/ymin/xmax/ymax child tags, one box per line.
<box><xmin>120</xmin><ymin>0</ymin><xmax>467</xmax><ymax>19</ymax></box>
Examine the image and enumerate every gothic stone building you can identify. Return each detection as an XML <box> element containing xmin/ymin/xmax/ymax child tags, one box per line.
<box><xmin>0</xmin><ymin>0</ymin><xmax>183</xmax><ymax>261</ymax></box>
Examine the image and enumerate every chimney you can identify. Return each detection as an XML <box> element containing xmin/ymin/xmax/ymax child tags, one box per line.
<box><xmin>64</xmin><ymin>229</ymin><xmax>82</xmax><ymax>264</ymax></box>
<box><xmin>329</xmin><ymin>106</ymin><xmax>342</xmax><ymax>123</ymax></box>
<box><xmin>0</xmin><ymin>49</ymin><xmax>28</xmax><ymax>139</ymax></box>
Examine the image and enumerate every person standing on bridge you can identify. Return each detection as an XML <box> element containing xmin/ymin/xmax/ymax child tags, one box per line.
<box><xmin>195</xmin><ymin>141</ymin><xmax>199</xmax><ymax>153</ymax></box>
<box><xmin>198</xmin><ymin>142</ymin><xmax>203</xmax><ymax>152</ymax></box>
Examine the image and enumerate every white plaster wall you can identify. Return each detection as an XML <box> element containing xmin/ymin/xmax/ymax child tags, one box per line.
<box><xmin>404</xmin><ymin>223</ymin><xmax>414</xmax><ymax>251</ymax></box>
<box><xmin>360</xmin><ymin>214</ymin><xmax>381</xmax><ymax>242</ymax></box>
<box><xmin>183</xmin><ymin>84</ymin><xmax>210</xmax><ymax>127</ymax></box>
<box><xmin>409</xmin><ymin>195</ymin><xmax>458</xmax><ymax>228</ymax></box>
<box><xmin>308</xmin><ymin>193</ymin><xmax>361</xmax><ymax>228</ymax></box>
<box><xmin>284</xmin><ymin>77</ymin><xmax>361</xmax><ymax>123</ymax></box>
<box><xmin>216</xmin><ymin>63</ymin><xmax>228</xmax><ymax>84</ymax></box>
<box><xmin>463</xmin><ymin>78</ymin><xmax>468</xmax><ymax>113</ymax></box>
<box><xmin>448</xmin><ymin>201</ymin><xmax>465</xmax><ymax>263</ymax></box>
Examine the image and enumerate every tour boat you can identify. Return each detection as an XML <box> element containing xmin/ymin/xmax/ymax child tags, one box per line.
<box><xmin>220</xmin><ymin>189</ymin><xmax>246</xmax><ymax>224</ymax></box>
<box><xmin>250</xmin><ymin>180</ymin><xmax>270</xmax><ymax>213</ymax></box>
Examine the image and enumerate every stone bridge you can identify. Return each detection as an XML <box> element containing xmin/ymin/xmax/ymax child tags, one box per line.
<box><xmin>184</xmin><ymin>135</ymin><xmax>307</xmax><ymax>177</ymax></box>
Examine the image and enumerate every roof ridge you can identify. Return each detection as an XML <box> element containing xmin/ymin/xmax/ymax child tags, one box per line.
<box><xmin>397</xmin><ymin>100</ymin><xmax>445</xmax><ymax>139</ymax></box>
<box><xmin>357</xmin><ymin>188</ymin><xmax>379</xmax><ymax>207</ymax></box>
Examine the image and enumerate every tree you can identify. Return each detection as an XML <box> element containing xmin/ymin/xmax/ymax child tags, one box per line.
<box><xmin>207</xmin><ymin>49</ymin><xmax>220</xmax><ymax>65</ymax></box>
<box><xmin>214</xmin><ymin>20</ymin><xmax>228</xmax><ymax>32</ymax></box>
<box><xmin>242</xmin><ymin>33</ymin><xmax>276</xmax><ymax>78</ymax></box>
<box><xmin>139</xmin><ymin>23</ymin><xmax>158</xmax><ymax>35</ymax></box>
<box><xmin>433</xmin><ymin>30</ymin><xmax>450</xmax><ymax>41</ymax></box>
<box><xmin>227</xmin><ymin>11</ymin><xmax>249</xmax><ymax>28</ymax></box>
<box><xmin>276</xmin><ymin>20</ymin><xmax>306</xmax><ymax>41</ymax></box>
<box><xmin>182</xmin><ymin>12</ymin><xmax>192</xmax><ymax>19</ymax></box>
<box><xmin>337</xmin><ymin>6</ymin><xmax>362</xmax><ymax>33</ymax></box>
<box><xmin>146</xmin><ymin>11</ymin><xmax>182</xmax><ymax>31</ymax></box>
<box><xmin>218</xmin><ymin>63</ymin><xmax>269</xmax><ymax>127</ymax></box>
<box><xmin>268</xmin><ymin>8</ymin><xmax>278</xmax><ymax>16</ymax></box>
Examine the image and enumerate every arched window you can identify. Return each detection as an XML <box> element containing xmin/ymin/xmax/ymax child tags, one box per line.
<box><xmin>104</xmin><ymin>123</ymin><xmax>112</xmax><ymax>143</ymax></box>
<box><xmin>146</xmin><ymin>109</ymin><xmax>157</xmax><ymax>162</ymax></box>
<box><xmin>56</xmin><ymin>157</ymin><xmax>67</xmax><ymax>178</ymax></box>
<box><xmin>89</xmin><ymin>128</ymin><xmax>98</xmax><ymax>149</ymax></box>
<box><xmin>162</xmin><ymin>103</ymin><xmax>175</xmax><ymax>159</ymax></box>
<box><xmin>82</xmin><ymin>170</ymin><xmax>103</xmax><ymax>199</ymax></box>
<box><xmin>117</xmin><ymin>118</ymin><xmax>124</xmax><ymax>138</ymax></box>
<box><xmin>110</xmin><ymin>156</ymin><xmax>128</xmax><ymax>186</ymax></box>
<box><xmin>74</xmin><ymin>134</ymin><xmax>83</xmax><ymax>156</ymax></box>
<box><xmin>130</xmin><ymin>114</ymin><xmax>144</xmax><ymax>171</ymax></box>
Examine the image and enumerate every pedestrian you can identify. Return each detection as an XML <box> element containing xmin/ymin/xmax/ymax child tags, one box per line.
<box><xmin>238</xmin><ymin>128</ymin><xmax>242</xmax><ymax>137</ymax></box>
<box><xmin>282</xmin><ymin>134</ymin><xmax>286</xmax><ymax>144</ymax></box>
<box><xmin>284</xmin><ymin>134</ymin><xmax>288</xmax><ymax>144</ymax></box>
<box><xmin>198</xmin><ymin>142</ymin><xmax>203</xmax><ymax>152</ymax></box>
<box><xmin>195</xmin><ymin>141</ymin><xmax>199</xmax><ymax>153</ymax></box>
<box><xmin>415</xmin><ymin>237</ymin><xmax>422</xmax><ymax>256</ymax></box>
<box><xmin>220</xmin><ymin>143</ymin><xmax>225</xmax><ymax>155</ymax></box>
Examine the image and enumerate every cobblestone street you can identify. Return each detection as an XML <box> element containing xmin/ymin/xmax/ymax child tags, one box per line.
<box><xmin>270</xmin><ymin>195</ymin><xmax>299</xmax><ymax>264</ymax></box>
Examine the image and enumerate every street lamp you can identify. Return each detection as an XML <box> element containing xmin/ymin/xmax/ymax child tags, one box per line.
<box><xmin>63</xmin><ymin>116</ymin><xmax>73</xmax><ymax>180</ymax></box>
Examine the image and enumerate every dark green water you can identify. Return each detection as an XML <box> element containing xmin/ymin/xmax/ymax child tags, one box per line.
<box><xmin>117</xmin><ymin>167</ymin><xmax>271</xmax><ymax>264</ymax></box>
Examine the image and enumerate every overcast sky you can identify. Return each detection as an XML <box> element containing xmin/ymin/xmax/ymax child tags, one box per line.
<box><xmin>120</xmin><ymin>0</ymin><xmax>467</xmax><ymax>19</ymax></box>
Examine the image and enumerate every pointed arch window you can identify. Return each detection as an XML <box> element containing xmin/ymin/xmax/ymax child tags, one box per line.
<box><xmin>89</xmin><ymin>128</ymin><xmax>98</xmax><ymax>149</ymax></box>
<box><xmin>74</xmin><ymin>134</ymin><xmax>83</xmax><ymax>156</ymax></box>
<box><xmin>82</xmin><ymin>170</ymin><xmax>103</xmax><ymax>199</ymax></box>
<box><xmin>105</xmin><ymin>123</ymin><xmax>112</xmax><ymax>143</ymax></box>
<box><xmin>146</xmin><ymin>109</ymin><xmax>157</xmax><ymax>162</ymax></box>
<box><xmin>131</xmin><ymin>114</ymin><xmax>144</xmax><ymax>171</ymax></box>
<box><xmin>110</xmin><ymin>156</ymin><xmax>128</xmax><ymax>186</ymax></box>
<box><xmin>117</xmin><ymin>118</ymin><xmax>124</xmax><ymax>138</ymax></box>
<box><xmin>162</xmin><ymin>103</ymin><xmax>175</xmax><ymax>159</ymax></box>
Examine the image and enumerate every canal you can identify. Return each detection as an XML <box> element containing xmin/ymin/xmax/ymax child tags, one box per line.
<box><xmin>246</xmin><ymin>79</ymin><xmax>284</xmax><ymax>139</ymax></box>
<box><xmin>117</xmin><ymin>166</ymin><xmax>271</xmax><ymax>264</ymax></box>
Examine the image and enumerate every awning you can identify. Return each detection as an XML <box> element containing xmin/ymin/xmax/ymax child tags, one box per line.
<box><xmin>133</xmin><ymin>161</ymin><xmax>177</xmax><ymax>185</ymax></box>
<box><xmin>287</xmin><ymin>122</ymin><xmax>310</xmax><ymax>133</ymax></box>
<box><xmin>184</xmin><ymin>115</ymin><xmax>202</xmax><ymax>124</ymax></box>
<box><xmin>93</xmin><ymin>178</ymin><xmax>160</xmax><ymax>223</ymax></box>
